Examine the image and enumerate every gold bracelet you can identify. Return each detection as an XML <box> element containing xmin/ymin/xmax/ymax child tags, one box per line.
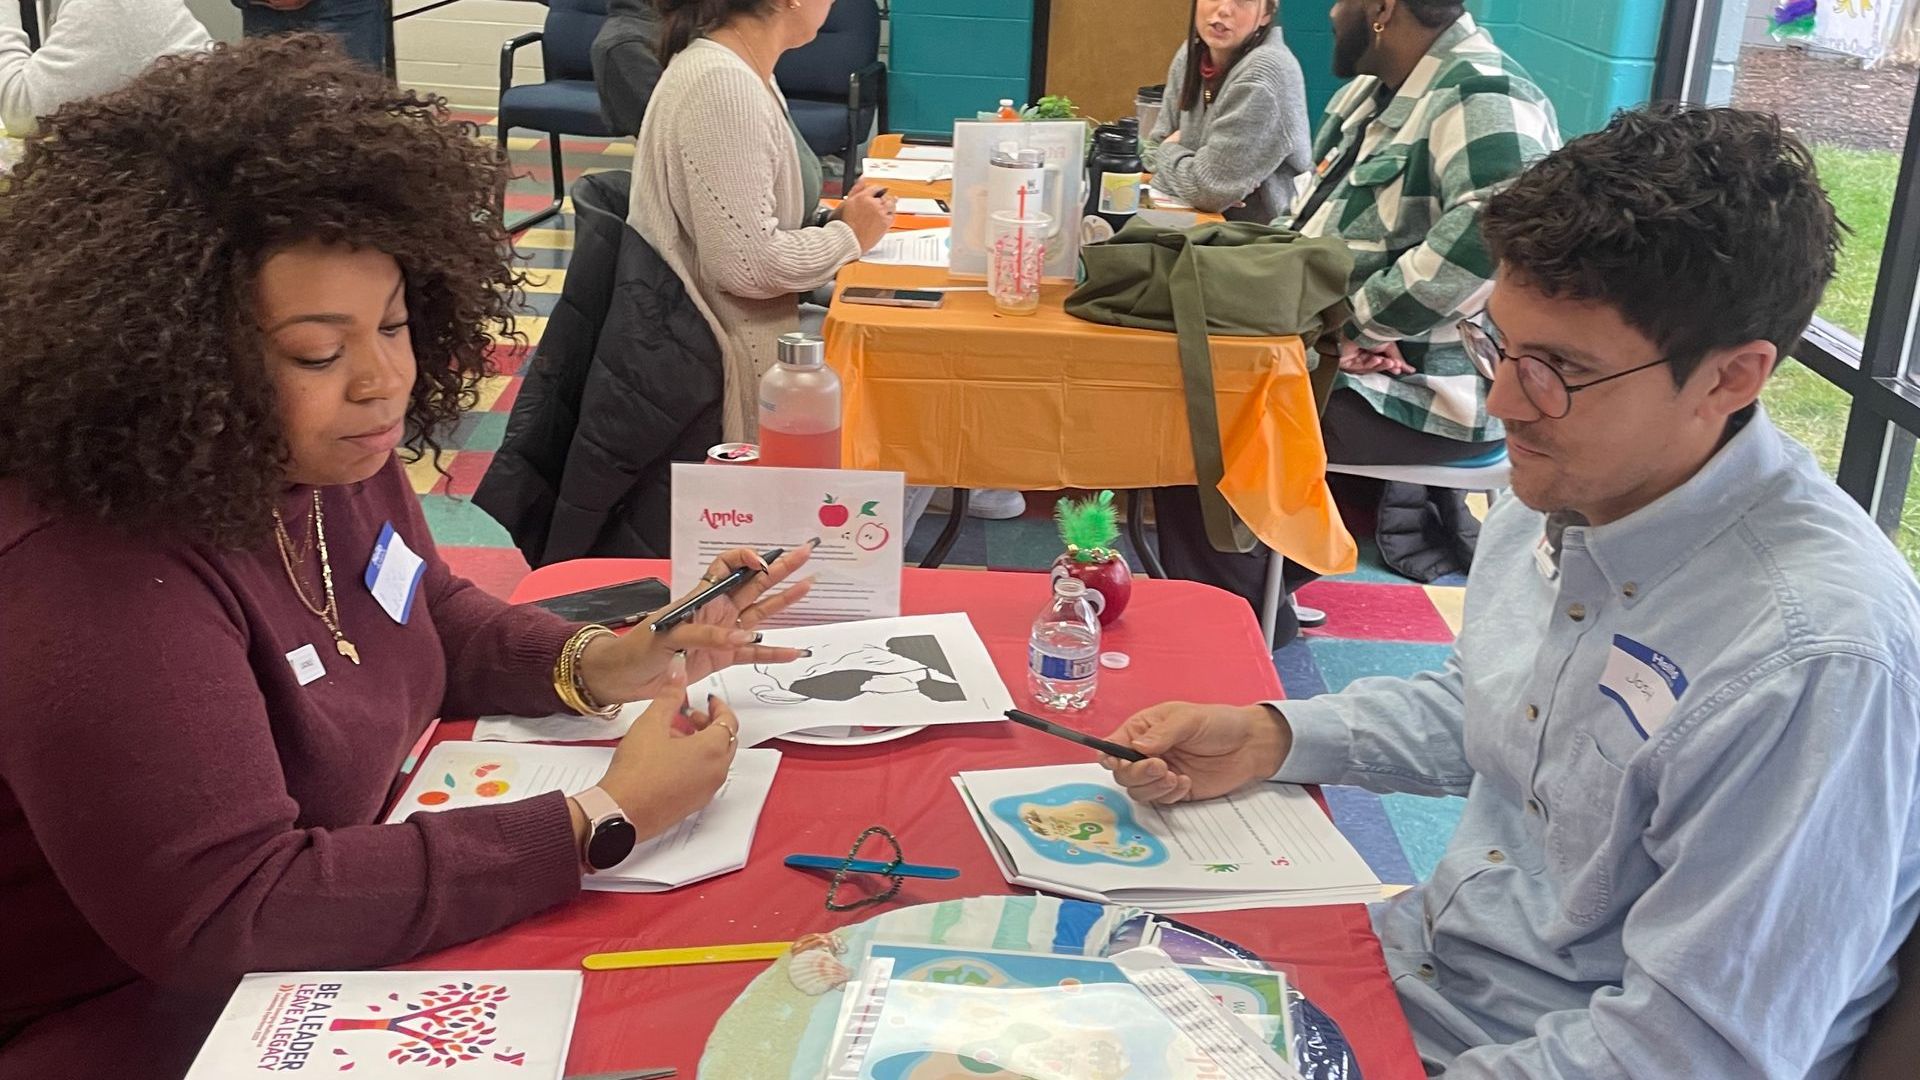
<box><xmin>553</xmin><ymin>625</ymin><xmax>619</xmax><ymax>717</ymax></box>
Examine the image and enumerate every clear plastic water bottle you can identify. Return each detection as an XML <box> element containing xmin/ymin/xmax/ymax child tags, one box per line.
<box><xmin>1028</xmin><ymin>577</ymin><xmax>1101</xmax><ymax>710</ymax></box>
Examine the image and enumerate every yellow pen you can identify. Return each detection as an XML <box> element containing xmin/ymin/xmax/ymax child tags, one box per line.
<box><xmin>581</xmin><ymin>941</ymin><xmax>791</xmax><ymax>972</ymax></box>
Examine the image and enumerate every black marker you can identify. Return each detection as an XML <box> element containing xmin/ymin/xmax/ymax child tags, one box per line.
<box><xmin>650</xmin><ymin>541</ymin><xmax>814</xmax><ymax>635</ymax></box>
<box><xmin>1004</xmin><ymin>709</ymin><xmax>1147</xmax><ymax>762</ymax></box>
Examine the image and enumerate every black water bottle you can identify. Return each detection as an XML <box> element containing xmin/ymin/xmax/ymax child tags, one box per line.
<box><xmin>1085</xmin><ymin>123</ymin><xmax>1145</xmax><ymax>233</ymax></box>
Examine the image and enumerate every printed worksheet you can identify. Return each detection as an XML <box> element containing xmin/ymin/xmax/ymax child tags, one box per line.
<box><xmin>390</xmin><ymin>742</ymin><xmax>780</xmax><ymax>892</ymax></box>
<box><xmin>956</xmin><ymin>764</ymin><xmax>1380</xmax><ymax>911</ymax></box>
<box><xmin>707</xmin><ymin>613</ymin><xmax>1014</xmax><ymax>747</ymax></box>
<box><xmin>859</xmin><ymin>227</ymin><xmax>952</xmax><ymax>267</ymax></box>
<box><xmin>670</xmin><ymin>464</ymin><xmax>904</xmax><ymax>626</ymax></box>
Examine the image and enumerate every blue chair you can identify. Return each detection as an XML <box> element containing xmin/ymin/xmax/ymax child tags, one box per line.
<box><xmin>774</xmin><ymin>0</ymin><xmax>886</xmax><ymax>184</ymax></box>
<box><xmin>499</xmin><ymin>0</ymin><xmax>613</xmax><ymax>234</ymax></box>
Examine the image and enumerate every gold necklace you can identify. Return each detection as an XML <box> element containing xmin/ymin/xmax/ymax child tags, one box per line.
<box><xmin>272</xmin><ymin>490</ymin><xmax>360</xmax><ymax>665</ymax></box>
<box><xmin>722</xmin><ymin>27</ymin><xmax>770</xmax><ymax>79</ymax></box>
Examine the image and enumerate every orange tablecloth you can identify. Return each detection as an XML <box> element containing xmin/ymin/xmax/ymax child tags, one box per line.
<box><xmin>402</xmin><ymin>560</ymin><xmax>1423</xmax><ymax>1079</ymax></box>
<box><xmin>822</xmin><ymin>132</ymin><xmax>1356</xmax><ymax>573</ymax></box>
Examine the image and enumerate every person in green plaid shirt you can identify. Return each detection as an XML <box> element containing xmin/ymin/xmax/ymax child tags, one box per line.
<box><xmin>1155</xmin><ymin>0</ymin><xmax>1561</xmax><ymax>637</ymax></box>
<box><xmin>1289</xmin><ymin>0</ymin><xmax>1561</xmax><ymax>454</ymax></box>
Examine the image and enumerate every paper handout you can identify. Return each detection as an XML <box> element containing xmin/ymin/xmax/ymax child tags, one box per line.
<box><xmin>955</xmin><ymin>764</ymin><xmax>1381</xmax><ymax>912</ymax></box>
<box><xmin>390</xmin><ymin>742</ymin><xmax>780</xmax><ymax>892</ymax></box>
<box><xmin>702</xmin><ymin>612</ymin><xmax>1014</xmax><ymax>747</ymax></box>
<box><xmin>858</xmin><ymin>227</ymin><xmax>952</xmax><ymax>268</ymax></box>
<box><xmin>671</xmin><ymin>463</ymin><xmax>904</xmax><ymax>626</ymax></box>
<box><xmin>185</xmin><ymin>970</ymin><xmax>581</xmax><ymax>1079</ymax></box>
<box><xmin>861</xmin><ymin>158</ymin><xmax>952</xmax><ymax>182</ymax></box>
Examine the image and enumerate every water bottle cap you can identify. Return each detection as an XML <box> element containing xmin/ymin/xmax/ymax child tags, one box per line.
<box><xmin>777</xmin><ymin>332</ymin><xmax>825</xmax><ymax>367</ymax></box>
<box><xmin>1053</xmin><ymin>577</ymin><xmax>1087</xmax><ymax>598</ymax></box>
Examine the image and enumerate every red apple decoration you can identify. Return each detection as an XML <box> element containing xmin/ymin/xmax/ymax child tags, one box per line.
<box><xmin>1051</xmin><ymin>490</ymin><xmax>1132</xmax><ymax>626</ymax></box>
<box><xmin>1053</xmin><ymin>547</ymin><xmax>1132</xmax><ymax>625</ymax></box>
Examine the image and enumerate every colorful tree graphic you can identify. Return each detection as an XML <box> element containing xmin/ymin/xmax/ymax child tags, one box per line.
<box><xmin>328</xmin><ymin>982</ymin><xmax>511</xmax><ymax>1068</ymax></box>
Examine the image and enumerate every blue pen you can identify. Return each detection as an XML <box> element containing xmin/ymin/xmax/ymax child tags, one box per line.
<box><xmin>784</xmin><ymin>854</ymin><xmax>960</xmax><ymax>880</ymax></box>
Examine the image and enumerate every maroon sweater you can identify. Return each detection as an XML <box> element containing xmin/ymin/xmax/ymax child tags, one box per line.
<box><xmin>0</xmin><ymin>459</ymin><xmax>585</xmax><ymax>1079</ymax></box>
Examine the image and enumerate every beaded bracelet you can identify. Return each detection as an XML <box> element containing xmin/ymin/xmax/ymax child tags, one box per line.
<box><xmin>824</xmin><ymin>825</ymin><xmax>906</xmax><ymax>912</ymax></box>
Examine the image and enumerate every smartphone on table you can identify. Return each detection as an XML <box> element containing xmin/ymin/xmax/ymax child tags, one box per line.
<box><xmin>840</xmin><ymin>287</ymin><xmax>946</xmax><ymax>309</ymax></box>
<box><xmin>530</xmin><ymin>577</ymin><xmax>671</xmax><ymax>626</ymax></box>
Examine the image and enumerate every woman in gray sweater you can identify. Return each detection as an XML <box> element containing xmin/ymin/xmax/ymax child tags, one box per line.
<box><xmin>1147</xmin><ymin>0</ymin><xmax>1311</xmax><ymax>223</ymax></box>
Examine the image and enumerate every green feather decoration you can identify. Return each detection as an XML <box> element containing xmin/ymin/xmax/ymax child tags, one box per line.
<box><xmin>1055</xmin><ymin>490</ymin><xmax>1120</xmax><ymax>563</ymax></box>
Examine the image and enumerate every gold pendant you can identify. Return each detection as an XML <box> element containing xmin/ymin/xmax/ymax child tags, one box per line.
<box><xmin>336</xmin><ymin>636</ymin><xmax>361</xmax><ymax>666</ymax></box>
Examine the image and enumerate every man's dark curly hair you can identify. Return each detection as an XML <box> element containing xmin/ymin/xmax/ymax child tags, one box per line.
<box><xmin>1482</xmin><ymin>103</ymin><xmax>1840</xmax><ymax>385</ymax></box>
<box><xmin>0</xmin><ymin>34</ymin><xmax>522</xmax><ymax>547</ymax></box>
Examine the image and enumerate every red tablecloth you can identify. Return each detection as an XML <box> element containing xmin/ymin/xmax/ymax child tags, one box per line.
<box><xmin>404</xmin><ymin>560</ymin><xmax>1422</xmax><ymax>1079</ymax></box>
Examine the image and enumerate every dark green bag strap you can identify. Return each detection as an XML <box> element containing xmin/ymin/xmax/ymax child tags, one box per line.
<box><xmin>1167</xmin><ymin>238</ymin><xmax>1260</xmax><ymax>555</ymax></box>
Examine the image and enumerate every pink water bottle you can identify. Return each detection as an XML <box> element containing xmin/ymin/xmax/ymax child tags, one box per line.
<box><xmin>757</xmin><ymin>333</ymin><xmax>842</xmax><ymax>469</ymax></box>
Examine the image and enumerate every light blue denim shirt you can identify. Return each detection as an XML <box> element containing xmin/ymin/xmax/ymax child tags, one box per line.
<box><xmin>1276</xmin><ymin>409</ymin><xmax>1920</xmax><ymax>1077</ymax></box>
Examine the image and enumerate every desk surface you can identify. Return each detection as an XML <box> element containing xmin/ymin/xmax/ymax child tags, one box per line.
<box><xmin>402</xmin><ymin>560</ymin><xmax>1421</xmax><ymax>1078</ymax></box>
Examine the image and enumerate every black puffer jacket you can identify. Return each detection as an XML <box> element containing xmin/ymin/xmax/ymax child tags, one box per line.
<box><xmin>475</xmin><ymin>170</ymin><xmax>722</xmax><ymax>566</ymax></box>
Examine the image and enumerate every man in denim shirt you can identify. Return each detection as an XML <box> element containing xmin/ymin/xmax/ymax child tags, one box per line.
<box><xmin>1105</xmin><ymin>104</ymin><xmax>1920</xmax><ymax>1077</ymax></box>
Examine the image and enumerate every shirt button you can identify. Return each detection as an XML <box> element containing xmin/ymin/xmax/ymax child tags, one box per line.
<box><xmin>1418</xmin><ymin>963</ymin><xmax>1436</xmax><ymax>982</ymax></box>
<box><xmin>1527</xmin><ymin>799</ymin><xmax>1542</xmax><ymax>816</ymax></box>
<box><xmin>1487</xmin><ymin>849</ymin><xmax>1507</xmax><ymax>863</ymax></box>
<box><xmin>1525</xmin><ymin>705</ymin><xmax>1539</xmax><ymax>721</ymax></box>
<box><xmin>1623</xmin><ymin>582</ymin><xmax>1639</xmax><ymax>599</ymax></box>
<box><xmin>1567</xmin><ymin>603</ymin><xmax>1587</xmax><ymax>621</ymax></box>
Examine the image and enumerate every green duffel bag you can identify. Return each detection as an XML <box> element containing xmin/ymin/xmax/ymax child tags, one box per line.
<box><xmin>1065</xmin><ymin>218</ymin><xmax>1354</xmax><ymax>554</ymax></box>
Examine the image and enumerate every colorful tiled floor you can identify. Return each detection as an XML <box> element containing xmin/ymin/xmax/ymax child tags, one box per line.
<box><xmin>423</xmin><ymin>124</ymin><xmax>1468</xmax><ymax>885</ymax></box>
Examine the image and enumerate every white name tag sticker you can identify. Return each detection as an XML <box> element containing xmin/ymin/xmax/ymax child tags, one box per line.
<box><xmin>286</xmin><ymin>643</ymin><xmax>326</xmax><ymax>686</ymax></box>
<box><xmin>363</xmin><ymin>522</ymin><xmax>426</xmax><ymax>625</ymax></box>
<box><xmin>1598</xmin><ymin>635</ymin><xmax>1688</xmax><ymax>739</ymax></box>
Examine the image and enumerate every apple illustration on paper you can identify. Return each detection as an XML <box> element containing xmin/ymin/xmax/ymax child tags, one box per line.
<box><xmin>819</xmin><ymin>494</ymin><xmax>849</xmax><ymax>528</ymax></box>
<box><xmin>853</xmin><ymin>502</ymin><xmax>889</xmax><ymax>550</ymax></box>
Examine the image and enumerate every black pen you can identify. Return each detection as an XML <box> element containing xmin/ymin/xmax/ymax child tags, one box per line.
<box><xmin>650</xmin><ymin>541</ymin><xmax>812</xmax><ymax>634</ymax></box>
<box><xmin>1004</xmin><ymin>709</ymin><xmax>1147</xmax><ymax>762</ymax></box>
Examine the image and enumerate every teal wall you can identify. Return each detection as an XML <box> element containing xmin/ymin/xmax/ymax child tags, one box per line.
<box><xmin>1278</xmin><ymin>0</ymin><xmax>1667</xmax><ymax>138</ymax></box>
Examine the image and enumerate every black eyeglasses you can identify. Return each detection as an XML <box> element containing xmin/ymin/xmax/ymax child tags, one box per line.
<box><xmin>1458</xmin><ymin>319</ymin><xmax>1674</xmax><ymax>420</ymax></box>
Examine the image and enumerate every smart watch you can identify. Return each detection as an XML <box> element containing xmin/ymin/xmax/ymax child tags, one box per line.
<box><xmin>572</xmin><ymin>786</ymin><xmax>637</xmax><ymax>872</ymax></box>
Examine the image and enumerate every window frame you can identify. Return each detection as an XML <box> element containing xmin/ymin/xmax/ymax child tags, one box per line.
<box><xmin>1657</xmin><ymin>0</ymin><xmax>1920</xmax><ymax>533</ymax></box>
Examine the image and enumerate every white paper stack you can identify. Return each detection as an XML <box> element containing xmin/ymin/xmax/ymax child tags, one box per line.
<box><xmin>955</xmin><ymin>763</ymin><xmax>1381</xmax><ymax>912</ymax></box>
<box><xmin>390</xmin><ymin>742</ymin><xmax>780</xmax><ymax>893</ymax></box>
<box><xmin>186</xmin><ymin>970</ymin><xmax>581</xmax><ymax>1079</ymax></box>
<box><xmin>861</xmin><ymin>157</ymin><xmax>953</xmax><ymax>182</ymax></box>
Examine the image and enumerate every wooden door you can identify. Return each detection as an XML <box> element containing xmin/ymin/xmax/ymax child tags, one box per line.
<box><xmin>1042</xmin><ymin>0</ymin><xmax>1194</xmax><ymax>124</ymax></box>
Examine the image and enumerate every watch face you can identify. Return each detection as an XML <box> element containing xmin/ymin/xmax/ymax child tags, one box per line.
<box><xmin>587</xmin><ymin>817</ymin><xmax>638</xmax><ymax>871</ymax></box>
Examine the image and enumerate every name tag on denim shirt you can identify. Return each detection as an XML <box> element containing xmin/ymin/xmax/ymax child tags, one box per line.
<box><xmin>1598</xmin><ymin>635</ymin><xmax>1688</xmax><ymax>738</ymax></box>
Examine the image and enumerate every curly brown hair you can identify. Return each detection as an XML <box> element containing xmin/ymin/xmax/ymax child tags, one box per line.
<box><xmin>0</xmin><ymin>34</ymin><xmax>524</xmax><ymax>548</ymax></box>
<box><xmin>1482</xmin><ymin>103</ymin><xmax>1840</xmax><ymax>385</ymax></box>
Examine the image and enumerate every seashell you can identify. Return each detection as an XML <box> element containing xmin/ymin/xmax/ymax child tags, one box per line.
<box><xmin>786</xmin><ymin>944</ymin><xmax>851</xmax><ymax>996</ymax></box>
<box><xmin>786</xmin><ymin>933</ymin><xmax>850</xmax><ymax>996</ymax></box>
<box><xmin>791</xmin><ymin>932</ymin><xmax>845</xmax><ymax>957</ymax></box>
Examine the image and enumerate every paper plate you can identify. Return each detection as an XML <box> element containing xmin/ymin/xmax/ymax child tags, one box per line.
<box><xmin>697</xmin><ymin>895</ymin><xmax>1364</xmax><ymax>1080</ymax></box>
<box><xmin>776</xmin><ymin>724</ymin><xmax>928</xmax><ymax>747</ymax></box>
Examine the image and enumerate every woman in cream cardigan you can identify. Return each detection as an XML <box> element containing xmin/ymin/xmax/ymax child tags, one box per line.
<box><xmin>632</xmin><ymin>0</ymin><xmax>895</xmax><ymax>441</ymax></box>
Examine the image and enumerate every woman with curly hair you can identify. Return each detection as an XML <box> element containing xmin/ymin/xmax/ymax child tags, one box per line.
<box><xmin>0</xmin><ymin>36</ymin><xmax>813</xmax><ymax>1077</ymax></box>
